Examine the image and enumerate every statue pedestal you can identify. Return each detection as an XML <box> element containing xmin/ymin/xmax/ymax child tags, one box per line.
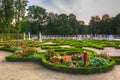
<box><xmin>39</xmin><ymin>32</ymin><xmax>42</xmax><ymax>42</ymax></box>
<box><xmin>28</xmin><ymin>32</ymin><xmax>31</xmax><ymax>40</ymax></box>
<box><xmin>108</xmin><ymin>35</ymin><xmax>114</xmax><ymax>40</ymax></box>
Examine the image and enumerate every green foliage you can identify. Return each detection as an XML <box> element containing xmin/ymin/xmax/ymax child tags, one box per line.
<box><xmin>77</xmin><ymin>61</ymin><xmax>84</xmax><ymax>67</ymax></box>
<box><xmin>54</xmin><ymin>48</ymin><xmax>80</xmax><ymax>52</ymax></box>
<box><xmin>46</xmin><ymin>49</ymin><xmax>57</xmax><ymax>60</ymax></box>
<box><xmin>42</xmin><ymin>58</ymin><xmax>115</xmax><ymax>74</ymax></box>
<box><xmin>1</xmin><ymin>0</ymin><xmax>120</xmax><ymax>35</ymax></box>
<box><xmin>72</xmin><ymin>54</ymin><xmax>82</xmax><ymax>61</ymax></box>
<box><xmin>6</xmin><ymin>56</ymin><xmax>42</xmax><ymax>62</ymax></box>
<box><xmin>51</xmin><ymin>40</ymin><xmax>120</xmax><ymax>49</ymax></box>
<box><xmin>89</xmin><ymin>57</ymin><xmax>109</xmax><ymax>67</ymax></box>
<box><xmin>111</xmin><ymin>56</ymin><xmax>120</xmax><ymax>64</ymax></box>
<box><xmin>27</xmin><ymin>5</ymin><xmax>47</xmax><ymax>34</ymax></box>
<box><xmin>2</xmin><ymin>40</ymin><xmax>118</xmax><ymax>74</ymax></box>
<box><xmin>0</xmin><ymin>34</ymin><xmax>23</xmax><ymax>40</ymax></box>
<box><xmin>5</xmin><ymin>47</ymin><xmax>43</xmax><ymax>62</ymax></box>
<box><xmin>0</xmin><ymin>0</ymin><xmax>28</xmax><ymax>34</ymax></box>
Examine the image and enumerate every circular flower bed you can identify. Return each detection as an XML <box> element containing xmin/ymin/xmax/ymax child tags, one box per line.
<box><xmin>42</xmin><ymin>49</ymin><xmax>115</xmax><ymax>74</ymax></box>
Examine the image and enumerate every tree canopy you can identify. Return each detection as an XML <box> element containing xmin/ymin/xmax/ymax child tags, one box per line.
<box><xmin>0</xmin><ymin>1</ymin><xmax>120</xmax><ymax>35</ymax></box>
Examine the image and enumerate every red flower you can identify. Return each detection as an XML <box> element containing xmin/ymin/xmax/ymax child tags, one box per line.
<box><xmin>63</xmin><ymin>55</ymin><xmax>72</xmax><ymax>61</ymax></box>
<box><xmin>50</xmin><ymin>57</ymin><xmax>59</xmax><ymax>63</ymax></box>
<box><xmin>83</xmin><ymin>52</ymin><xmax>87</xmax><ymax>67</ymax></box>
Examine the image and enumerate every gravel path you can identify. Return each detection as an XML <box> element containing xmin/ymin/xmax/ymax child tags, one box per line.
<box><xmin>0</xmin><ymin>51</ymin><xmax>120</xmax><ymax>80</ymax></box>
<box><xmin>84</xmin><ymin>47</ymin><xmax>120</xmax><ymax>56</ymax></box>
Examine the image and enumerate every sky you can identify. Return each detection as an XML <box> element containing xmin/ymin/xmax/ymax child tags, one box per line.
<box><xmin>28</xmin><ymin>0</ymin><xmax>120</xmax><ymax>24</ymax></box>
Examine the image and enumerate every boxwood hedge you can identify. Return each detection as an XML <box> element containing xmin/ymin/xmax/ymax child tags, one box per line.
<box><xmin>42</xmin><ymin>58</ymin><xmax>115</xmax><ymax>74</ymax></box>
<box><xmin>111</xmin><ymin>56</ymin><xmax>120</xmax><ymax>64</ymax></box>
<box><xmin>6</xmin><ymin>56</ymin><xmax>42</xmax><ymax>62</ymax></box>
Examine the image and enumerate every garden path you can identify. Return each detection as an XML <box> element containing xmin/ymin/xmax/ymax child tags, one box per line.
<box><xmin>84</xmin><ymin>47</ymin><xmax>120</xmax><ymax>56</ymax></box>
<box><xmin>0</xmin><ymin>51</ymin><xmax>120</xmax><ymax>80</ymax></box>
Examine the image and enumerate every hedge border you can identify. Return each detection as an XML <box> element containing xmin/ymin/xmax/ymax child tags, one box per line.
<box><xmin>5</xmin><ymin>56</ymin><xmax>42</xmax><ymax>62</ymax></box>
<box><xmin>111</xmin><ymin>56</ymin><xmax>120</xmax><ymax>64</ymax></box>
<box><xmin>42</xmin><ymin>58</ymin><xmax>115</xmax><ymax>74</ymax></box>
<box><xmin>0</xmin><ymin>48</ymin><xmax>15</xmax><ymax>52</ymax></box>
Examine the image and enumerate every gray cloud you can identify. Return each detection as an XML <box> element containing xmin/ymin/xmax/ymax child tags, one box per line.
<box><xmin>28</xmin><ymin>0</ymin><xmax>120</xmax><ymax>24</ymax></box>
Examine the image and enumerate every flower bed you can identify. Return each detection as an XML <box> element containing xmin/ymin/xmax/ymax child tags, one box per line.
<box><xmin>5</xmin><ymin>46</ymin><xmax>44</xmax><ymax>62</ymax></box>
<box><xmin>42</xmin><ymin>49</ymin><xmax>115</xmax><ymax>74</ymax></box>
<box><xmin>42</xmin><ymin>58</ymin><xmax>115</xmax><ymax>74</ymax></box>
<box><xmin>1</xmin><ymin>40</ymin><xmax>118</xmax><ymax>74</ymax></box>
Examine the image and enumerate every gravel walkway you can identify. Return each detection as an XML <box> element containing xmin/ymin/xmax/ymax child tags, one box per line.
<box><xmin>0</xmin><ymin>51</ymin><xmax>120</xmax><ymax>80</ymax></box>
<box><xmin>84</xmin><ymin>47</ymin><xmax>120</xmax><ymax>56</ymax></box>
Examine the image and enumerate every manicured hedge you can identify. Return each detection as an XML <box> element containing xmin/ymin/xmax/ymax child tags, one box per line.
<box><xmin>51</xmin><ymin>40</ymin><xmax>120</xmax><ymax>49</ymax></box>
<box><xmin>0</xmin><ymin>42</ymin><xmax>4</xmax><ymax>46</ymax></box>
<box><xmin>111</xmin><ymin>56</ymin><xmax>120</xmax><ymax>64</ymax></box>
<box><xmin>0</xmin><ymin>34</ymin><xmax>23</xmax><ymax>40</ymax></box>
<box><xmin>40</xmin><ymin>46</ymin><xmax>61</xmax><ymax>49</ymax></box>
<box><xmin>6</xmin><ymin>56</ymin><xmax>42</xmax><ymax>62</ymax></box>
<box><xmin>115</xmin><ymin>46</ymin><xmax>120</xmax><ymax>49</ymax></box>
<box><xmin>0</xmin><ymin>48</ymin><xmax>15</xmax><ymax>52</ymax></box>
<box><xmin>54</xmin><ymin>48</ymin><xmax>80</xmax><ymax>52</ymax></box>
<box><xmin>42</xmin><ymin>58</ymin><xmax>115</xmax><ymax>74</ymax></box>
<box><xmin>41</xmin><ymin>44</ymin><xmax>60</xmax><ymax>46</ymax></box>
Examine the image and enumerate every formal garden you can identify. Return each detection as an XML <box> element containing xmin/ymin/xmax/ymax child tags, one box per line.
<box><xmin>0</xmin><ymin>39</ymin><xmax>120</xmax><ymax>74</ymax></box>
<box><xmin>0</xmin><ymin>0</ymin><xmax>120</xmax><ymax>79</ymax></box>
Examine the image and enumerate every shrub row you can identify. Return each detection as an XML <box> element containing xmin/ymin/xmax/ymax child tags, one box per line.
<box><xmin>41</xmin><ymin>43</ymin><xmax>60</xmax><ymax>46</ymax></box>
<box><xmin>6</xmin><ymin>56</ymin><xmax>42</xmax><ymax>62</ymax></box>
<box><xmin>51</xmin><ymin>40</ymin><xmax>120</xmax><ymax>49</ymax></box>
<box><xmin>0</xmin><ymin>48</ymin><xmax>15</xmax><ymax>52</ymax></box>
<box><xmin>111</xmin><ymin>56</ymin><xmax>120</xmax><ymax>64</ymax></box>
<box><xmin>0</xmin><ymin>34</ymin><xmax>23</xmax><ymax>40</ymax></box>
<box><xmin>0</xmin><ymin>42</ymin><xmax>4</xmax><ymax>46</ymax></box>
<box><xmin>54</xmin><ymin>48</ymin><xmax>80</xmax><ymax>52</ymax></box>
<box><xmin>40</xmin><ymin>46</ymin><xmax>61</xmax><ymax>49</ymax></box>
<box><xmin>42</xmin><ymin>58</ymin><xmax>115</xmax><ymax>74</ymax></box>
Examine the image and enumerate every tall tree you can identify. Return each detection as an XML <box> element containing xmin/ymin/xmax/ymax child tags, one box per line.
<box><xmin>111</xmin><ymin>14</ymin><xmax>120</xmax><ymax>34</ymax></box>
<box><xmin>68</xmin><ymin>13</ymin><xmax>79</xmax><ymax>34</ymax></box>
<box><xmin>0</xmin><ymin>0</ymin><xmax>4</xmax><ymax>33</ymax></box>
<box><xmin>14</xmin><ymin>0</ymin><xmax>28</xmax><ymax>33</ymax></box>
<box><xmin>1</xmin><ymin>0</ymin><xmax>14</xmax><ymax>34</ymax></box>
<box><xmin>27</xmin><ymin>5</ymin><xmax>47</xmax><ymax>35</ymax></box>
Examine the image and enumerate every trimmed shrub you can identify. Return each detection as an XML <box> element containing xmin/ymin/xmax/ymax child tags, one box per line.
<box><xmin>111</xmin><ymin>56</ymin><xmax>120</xmax><ymax>64</ymax></box>
<box><xmin>6</xmin><ymin>56</ymin><xmax>42</xmax><ymax>62</ymax></box>
<box><xmin>42</xmin><ymin>58</ymin><xmax>115</xmax><ymax>74</ymax></box>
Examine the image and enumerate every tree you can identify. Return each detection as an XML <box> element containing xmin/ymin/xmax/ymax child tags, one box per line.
<box><xmin>0</xmin><ymin>0</ymin><xmax>4</xmax><ymax>33</ymax></box>
<box><xmin>68</xmin><ymin>13</ymin><xmax>79</xmax><ymax>34</ymax></box>
<box><xmin>102</xmin><ymin>14</ymin><xmax>110</xmax><ymax>21</ymax></box>
<box><xmin>89</xmin><ymin>16</ymin><xmax>101</xmax><ymax>35</ymax></box>
<box><xmin>111</xmin><ymin>14</ymin><xmax>120</xmax><ymax>34</ymax></box>
<box><xmin>1</xmin><ymin>0</ymin><xmax>14</xmax><ymax>34</ymax></box>
<box><xmin>14</xmin><ymin>0</ymin><xmax>28</xmax><ymax>33</ymax></box>
<box><xmin>54</xmin><ymin>14</ymin><xmax>69</xmax><ymax>35</ymax></box>
<box><xmin>45</xmin><ymin>12</ymin><xmax>58</xmax><ymax>35</ymax></box>
<box><xmin>27</xmin><ymin>5</ymin><xmax>47</xmax><ymax>35</ymax></box>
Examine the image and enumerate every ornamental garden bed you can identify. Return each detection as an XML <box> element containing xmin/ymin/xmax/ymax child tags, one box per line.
<box><xmin>5</xmin><ymin>47</ymin><xmax>44</xmax><ymax>62</ymax></box>
<box><xmin>0</xmin><ymin>40</ymin><xmax>119</xmax><ymax>74</ymax></box>
<box><xmin>42</xmin><ymin>49</ymin><xmax>115</xmax><ymax>74</ymax></box>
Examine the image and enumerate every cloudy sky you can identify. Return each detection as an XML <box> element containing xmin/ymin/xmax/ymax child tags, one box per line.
<box><xmin>28</xmin><ymin>0</ymin><xmax>120</xmax><ymax>24</ymax></box>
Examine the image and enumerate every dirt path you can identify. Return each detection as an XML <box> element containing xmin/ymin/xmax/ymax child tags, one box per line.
<box><xmin>0</xmin><ymin>51</ymin><xmax>120</xmax><ymax>80</ymax></box>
